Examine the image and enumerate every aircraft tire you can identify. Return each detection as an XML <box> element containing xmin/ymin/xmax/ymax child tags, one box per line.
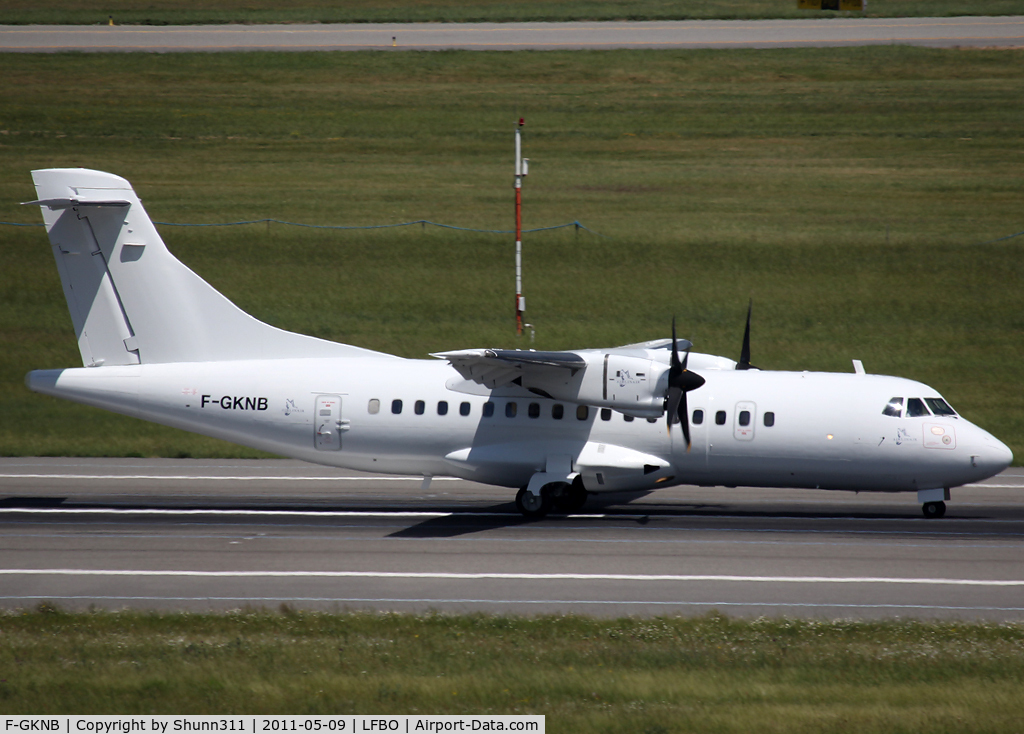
<box><xmin>922</xmin><ymin>501</ymin><xmax>946</xmax><ymax>519</ymax></box>
<box><xmin>516</xmin><ymin>486</ymin><xmax>551</xmax><ymax>519</ymax></box>
<box><xmin>554</xmin><ymin>479</ymin><xmax>589</xmax><ymax>513</ymax></box>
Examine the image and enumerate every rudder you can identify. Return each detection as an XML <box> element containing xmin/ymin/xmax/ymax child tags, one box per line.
<box><xmin>27</xmin><ymin>168</ymin><xmax>388</xmax><ymax>366</ymax></box>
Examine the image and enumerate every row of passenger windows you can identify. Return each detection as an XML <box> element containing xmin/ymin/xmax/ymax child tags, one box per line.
<box><xmin>692</xmin><ymin>409</ymin><xmax>776</xmax><ymax>427</ymax></box>
<box><xmin>367</xmin><ymin>399</ymin><xmax>776</xmax><ymax>427</ymax></box>
<box><xmin>368</xmin><ymin>399</ymin><xmax>475</xmax><ymax>417</ymax></box>
<box><xmin>372</xmin><ymin>398</ymin><xmax>615</xmax><ymax>421</ymax></box>
<box><xmin>882</xmin><ymin>397</ymin><xmax>957</xmax><ymax>419</ymax></box>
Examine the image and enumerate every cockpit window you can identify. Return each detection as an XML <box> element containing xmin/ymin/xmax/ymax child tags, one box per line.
<box><xmin>906</xmin><ymin>398</ymin><xmax>931</xmax><ymax>417</ymax></box>
<box><xmin>925</xmin><ymin>398</ymin><xmax>957</xmax><ymax>417</ymax></box>
<box><xmin>882</xmin><ymin>397</ymin><xmax>903</xmax><ymax>417</ymax></box>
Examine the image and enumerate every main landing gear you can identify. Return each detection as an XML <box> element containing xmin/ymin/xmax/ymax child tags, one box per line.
<box><xmin>515</xmin><ymin>486</ymin><xmax>550</xmax><ymax>518</ymax></box>
<box><xmin>515</xmin><ymin>478</ymin><xmax>589</xmax><ymax>519</ymax></box>
<box><xmin>922</xmin><ymin>501</ymin><xmax>946</xmax><ymax>519</ymax></box>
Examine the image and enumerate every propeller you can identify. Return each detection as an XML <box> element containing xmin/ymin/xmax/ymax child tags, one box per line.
<box><xmin>736</xmin><ymin>299</ymin><xmax>757</xmax><ymax>371</ymax></box>
<box><xmin>665</xmin><ymin>318</ymin><xmax>706</xmax><ymax>451</ymax></box>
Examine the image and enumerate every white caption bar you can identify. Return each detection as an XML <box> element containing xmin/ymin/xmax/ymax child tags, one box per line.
<box><xmin>2</xmin><ymin>716</ymin><xmax>544</xmax><ymax>734</ymax></box>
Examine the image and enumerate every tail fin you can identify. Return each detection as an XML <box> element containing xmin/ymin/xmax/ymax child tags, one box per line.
<box><xmin>27</xmin><ymin>168</ymin><xmax>388</xmax><ymax>366</ymax></box>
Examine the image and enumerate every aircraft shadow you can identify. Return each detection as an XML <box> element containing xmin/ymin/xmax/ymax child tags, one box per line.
<box><xmin>0</xmin><ymin>496</ymin><xmax>67</xmax><ymax>508</ymax></box>
<box><xmin>388</xmin><ymin>503</ymin><xmax>532</xmax><ymax>538</ymax></box>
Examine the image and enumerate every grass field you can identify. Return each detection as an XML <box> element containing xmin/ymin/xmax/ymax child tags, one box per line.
<box><xmin>1</xmin><ymin>47</ymin><xmax>1022</xmax><ymax>460</ymax></box>
<box><xmin>5</xmin><ymin>0</ymin><xmax>1024</xmax><ymax>25</ymax></box>
<box><xmin>2</xmin><ymin>609</ymin><xmax>1024</xmax><ymax>730</ymax></box>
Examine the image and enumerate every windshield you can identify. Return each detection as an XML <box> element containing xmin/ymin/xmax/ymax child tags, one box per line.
<box><xmin>925</xmin><ymin>397</ymin><xmax>957</xmax><ymax>417</ymax></box>
<box><xmin>906</xmin><ymin>398</ymin><xmax>931</xmax><ymax>417</ymax></box>
<box><xmin>882</xmin><ymin>397</ymin><xmax>903</xmax><ymax>417</ymax></box>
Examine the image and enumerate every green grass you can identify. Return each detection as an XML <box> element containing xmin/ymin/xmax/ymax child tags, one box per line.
<box><xmin>5</xmin><ymin>0</ymin><xmax>1024</xmax><ymax>25</ymax></box>
<box><xmin>1</xmin><ymin>47</ymin><xmax>1022</xmax><ymax>459</ymax></box>
<box><xmin>2</xmin><ymin>609</ymin><xmax>1024</xmax><ymax>730</ymax></box>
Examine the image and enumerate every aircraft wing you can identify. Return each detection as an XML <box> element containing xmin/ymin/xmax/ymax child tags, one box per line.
<box><xmin>432</xmin><ymin>349</ymin><xmax>586</xmax><ymax>389</ymax></box>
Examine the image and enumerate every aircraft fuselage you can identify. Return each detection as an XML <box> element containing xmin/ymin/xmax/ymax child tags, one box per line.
<box><xmin>28</xmin><ymin>357</ymin><xmax>1010</xmax><ymax>497</ymax></box>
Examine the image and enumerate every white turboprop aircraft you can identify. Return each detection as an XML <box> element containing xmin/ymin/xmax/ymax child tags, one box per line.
<box><xmin>23</xmin><ymin>168</ymin><xmax>1013</xmax><ymax>518</ymax></box>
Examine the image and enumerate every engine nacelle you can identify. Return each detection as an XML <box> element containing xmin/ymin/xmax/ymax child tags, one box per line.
<box><xmin>521</xmin><ymin>352</ymin><xmax>669</xmax><ymax>418</ymax></box>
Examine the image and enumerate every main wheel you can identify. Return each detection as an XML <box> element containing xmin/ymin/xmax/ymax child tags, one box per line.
<box><xmin>922</xmin><ymin>500</ymin><xmax>946</xmax><ymax>519</ymax></box>
<box><xmin>554</xmin><ymin>479</ymin><xmax>589</xmax><ymax>513</ymax></box>
<box><xmin>516</xmin><ymin>486</ymin><xmax>552</xmax><ymax>518</ymax></box>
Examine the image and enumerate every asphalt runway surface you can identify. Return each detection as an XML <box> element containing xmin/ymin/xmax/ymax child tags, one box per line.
<box><xmin>1</xmin><ymin>457</ymin><xmax>1022</xmax><ymax>619</ymax></box>
<box><xmin>2</xmin><ymin>16</ymin><xmax>1023</xmax><ymax>52</ymax></box>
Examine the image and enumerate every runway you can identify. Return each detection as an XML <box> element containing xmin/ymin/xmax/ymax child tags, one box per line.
<box><xmin>1</xmin><ymin>16</ymin><xmax>1023</xmax><ymax>52</ymax></box>
<box><xmin>2</xmin><ymin>457</ymin><xmax>1022</xmax><ymax>619</ymax></box>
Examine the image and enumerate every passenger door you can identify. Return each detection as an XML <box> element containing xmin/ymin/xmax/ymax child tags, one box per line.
<box><xmin>314</xmin><ymin>394</ymin><xmax>345</xmax><ymax>451</ymax></box>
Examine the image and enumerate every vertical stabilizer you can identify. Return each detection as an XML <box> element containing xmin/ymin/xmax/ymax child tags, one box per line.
<box><xmin>27</xmin><ymin>168</ymin><xmax>390</xmax><ymax>365</ymax></box>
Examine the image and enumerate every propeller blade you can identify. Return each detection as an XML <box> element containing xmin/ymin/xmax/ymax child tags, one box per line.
<box><xmin>665</xmin><ymin>386</ymin><xmax>682</xmax><ymax>428</ymax></box>
<box><xmin>736</xmin><ymin>299</ymin><xmax>756</xmax><ymax>371</ymax></box>
<box><xmin>678</xmin><ymin>346</ymin><xmax>706</xmax><ymax>392</ymax></box>
<box><xmin>680</xmin><ymin>390</ymin><xmax>691</xmax><ymax>451</ymax></box>
<box><xmin>666</xmin><ymin>317</ymin><xmax>682</xmax><ymax>435</ymax></box>
<box><xmin>670</xmin><ymin>317</ymin><xmax>681</xmax><ymax>372</ymax></box>
<box><xmin>665</xmin><ymin>320</ymin><xmax>705</xmax><ymax>449</ymax></box>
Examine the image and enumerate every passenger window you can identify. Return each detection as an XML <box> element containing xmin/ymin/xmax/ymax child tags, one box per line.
<box><xmin>715</xmin><ymin>411</ymin><xmax>727</xmax><ymax>425</ymax></box>
<box><xmin>739</xmin><ymin>411</ymin><xmax>751</xmax><ymax>427</ymax></box>
<box><xmin>391</xmin><ymin>399</ymin><xmax>403</xmax><ymax>415</ymax></box>
<box><xmin>437</xmin><ymin>401</ymin><xmax>448</xmax><ymax>416</ymax></box>
<box><xmin>482</xmin><ymin>401</ymin><xmax>495</xmax><ymax>418</ymax></box>
<box><xmin>906</xmin><ymin>398</ymin><xmax>930</xmax><ymax>417</ymax></box>
<box><xmin>601</xmin><ymin>408</ymin><xmax>612</xmax><ymax>421</ymax></box>
<box><xmin>882</xmin><ymin>397</ymin><xmax>903</xmax><ymax>418</ymax></box>
<box><xmin>576</xmin><ymin>405</ymin><xmax>589</xmax><ymax>421</ymax></box>
<box><xmin>460</xmin><ymin>401</ymin><xmax>471</xmax><ymax>417</ymax></box>
<box><xmin>506</xmin><ymin>402</ymin><xmax>517</xmax><ymax>418</ymax></box>
<box><xmin>552</xmin><ymin>404</ymin><xmax>564</xmax><ymax>420</ymax></box>
<box><xmin>925</xmin><ymin>398</ymin><xmax>957</xmax><ymax>417</ymax></box>
<box><xmin>415</xmin><ymin>400</ymin><xmax>425</xmax><ymax>415</ymax></box>
<box><xmin>368</xmin><ymin>399</ymin><xmax>380</xmax><ymax>415</ymax></box>
<box><xmin>623</xmin><ymin>415</ymin><xmax>634</xmax><ymax>422</ymax></box>
<box><xmin>764</xmin><ymin>411</ymin><xmax>775</xmax><ymax>427</ymax></box>
<box><xmin>692</xmin><ymin>409</ymin><xmax>704</xmax><ymax>425</ymax></box>
<box><xmin>528</xmin><ymin>402</ymin><xmax>540</xmax><ymax>419</ymax></box>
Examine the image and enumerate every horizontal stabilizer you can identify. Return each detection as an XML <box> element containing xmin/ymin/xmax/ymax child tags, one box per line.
<box><xmin>23</xmin><ymin>197</ymin><xmax>130</xmax><ymax>209</ymax></box>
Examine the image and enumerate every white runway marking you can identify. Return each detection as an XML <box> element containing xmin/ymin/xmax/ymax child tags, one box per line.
<box><xmin>0</xmin><ymin>474</ymin><xmax>460</xmax><ymax>482</ymax></box>
<box><xmin>3</xmin><ymin>569</ymin><xmax>1021</xmax><ymax>586</ymax></box>
<box><xmin>3</xmin><ymin>507</ymin><xmax>1023</xmax><ymax>525</ymax></box>
<box><xmin>0</xmin><ymin>508</ymin><xmax>472</xmax><ymax>518</ymax></box>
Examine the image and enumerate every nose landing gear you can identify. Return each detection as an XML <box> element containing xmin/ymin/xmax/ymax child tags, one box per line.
<box><xmin>919</xmin><ymin>487</ymin><xmax>950</xmax><ymax>519</ymax></box>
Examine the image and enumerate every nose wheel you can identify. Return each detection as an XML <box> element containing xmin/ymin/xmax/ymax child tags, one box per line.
<box><xmin>922</xmin><ymin>501</ymin><xmax>946</xmax><ymax>519</ymax></box>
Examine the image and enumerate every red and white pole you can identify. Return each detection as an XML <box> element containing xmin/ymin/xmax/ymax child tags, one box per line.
<box><xmin>514</xmin><ymin>117</ymin><xmax>525</xmax><ymax>336</ymax></box>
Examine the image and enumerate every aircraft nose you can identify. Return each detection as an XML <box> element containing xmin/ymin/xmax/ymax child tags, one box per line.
<box><xmin>972</xmin><ymin>435</ymin><xmax>1013</xmax><ymax>477</ymax></box>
